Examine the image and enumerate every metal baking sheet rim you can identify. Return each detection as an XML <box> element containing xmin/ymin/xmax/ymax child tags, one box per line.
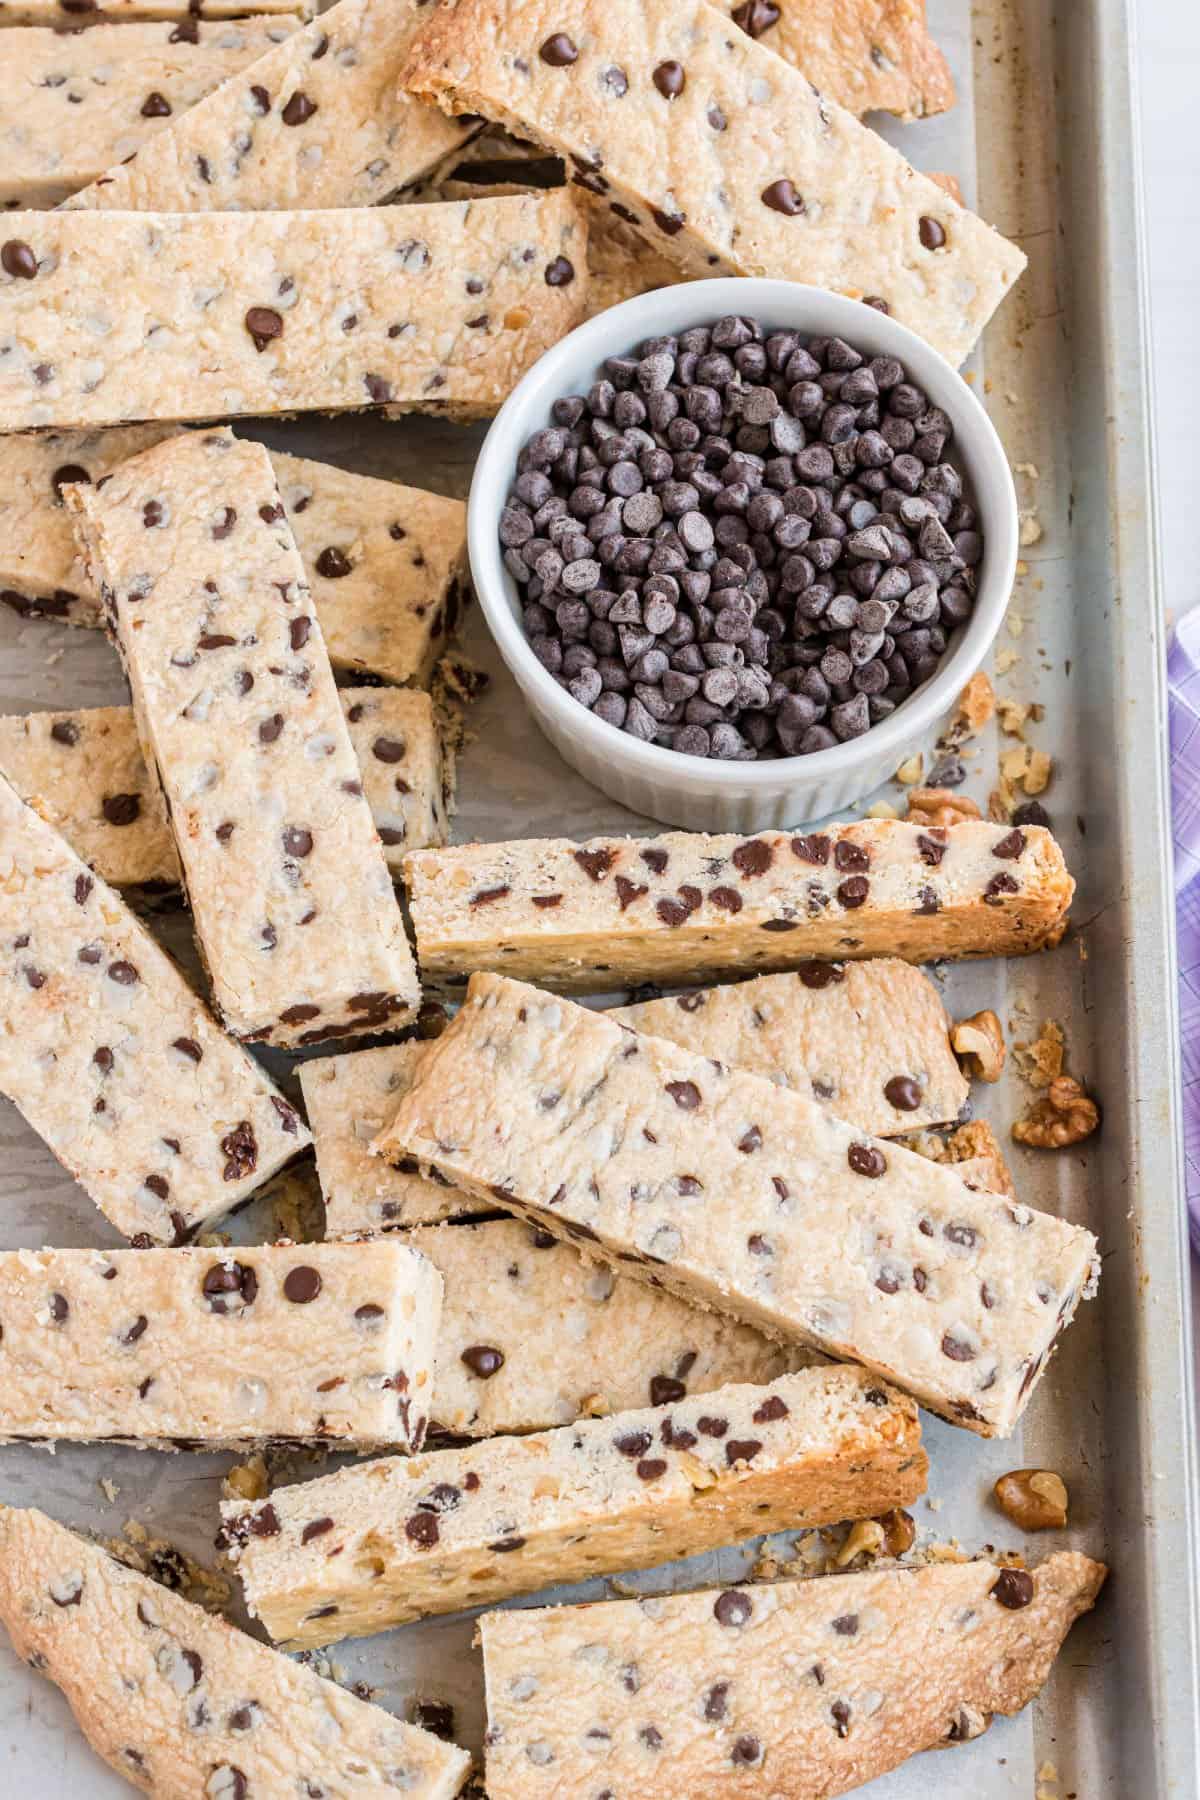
<box><xmin>1077</xmin><ymin>0</ymin><xmax>1200</xmax><ymax>1786</ymax></box>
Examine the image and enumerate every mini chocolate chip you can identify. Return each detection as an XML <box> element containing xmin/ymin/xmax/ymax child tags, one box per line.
<box><xmin>919</xmin><ymin>215</ymin><xmax>947</xmax><ymax>250</ymax></box>
<box><xmin>649</xmin><ymin>1374</ymin><xmax>686</xmax><ymax>1406</ymax></box>
<box><xmin>941</xmin><ymin>1330</ymin><xmax>976</xmax><ymax>1362</ymax></box>
<box><xmin>545</xmin><ymin>256</ymin><xmax>575</xmax><ymax>286</ymax></box>
<box><xmin>50</xmin><ymin>719</ymin><xmax>80</xmax><ymax>746</ymax></box>
<box><xmin>884</xmin><ymin>1074</ymin><xmax>923</xmax><ymax>1110</ymax></box>
<box><xmin>666</xmin><ymin>1079</ymin><xmax>701</xmax><ymax>1110</ymax></box>
<box><xmin>108</xmin><ymin>960</ymin><xmax>139</xmax><ymax>986</ymax></box>
<box><xmin>372</xmin><ymin>735</ymin><xmax>407</xmax><ymax>764</ymax></box>
<box><xmin>289</xmin><ymin>617</ymin><xmax>312</xmax><ymax>650</ymax></box>
<box><xmin>731</xmin><ymin>1736</ymin><xmax>762</xmax><ymax>1766</ymax></box>
<box><xmin>355</xmin><ymin>1303</ymin><xmax>385</xmax><ymax>1323</ymax></box>
<box><xmin>282</xmin><ymin>826</ymin><xmax>313</xmax><ymax>859</ymax></box>
<box><xmin>203</xmin><ymin>1260</ymin><xmax>258</xmax><ymax>1311</ymax></box>
<box><xmin>1</xmin><ymin>240</ymin><xmax>38</xmax><ymax>280</ymax></box>
<box><xmin>991</xmin><ymin>1567</ymin><xmax>1035</xmax><ymax>1609</ymax></box>
<box><xmin>281</xmin><ymin>91</ymin><xmax>317</xmax><ymax>125</ymax></box>
<box><xmin>48</xmin><ymin>1293</ymin><xmax>68</xmax><ymax>1323</ymax></box>
<box><xmin>405</xmin><ymin>1512</ymin><xmax>440</xmax><ymax>1548</ymax></box>
<box><xmin>574</xmin><ymin>847</ymin><xmax>615</xmax><ymax>880</ymax></box>
<box><xmin>838</xmin><ymin>875</ymin><xmax>870</xmax><ymax>908</ymax></box>
<box><xmin>244</xmin><ymin>306</ymin><xmax>283</xmax><ymax>351</ymax></box>
<box><xmin>762</xmin><ymin>179</ymin><xmax>804</xmax><ymax>215</ymax></box>
<box><xmin>652</xmin><ymin>59</ymin><xmax>685</xmax><ymax>98</ymax></box>
<box><xmin>462</xmin><ymin>1344</ymin><xmax>505</xmax><ymax>1378</ymax></box>
<box><xmin>123</xmin><ymin>1315</ymin><xmax>149</xmax><ymax>1345</ymax></box>
<box><xmin>732</xmin><ymin>0</ymin><xmax>779</xmax><ymax>33</ymax></box>
<box><xmin>220</xmin><ymin>1122</ymin><xmax>258</xmax><ymax>1182</ymax></box>
<box><xmin>848</xmin><ymin>1143</ymin><xmax>887</xmax><ymax>1177</ymax></box>
<box><xmin>258</xmin><ymin>713</ymin><xmax>284</xmax><ymax>744</ymax></box>
<box><xmin>992</xmin><ymin>828</ymin><xmax>1027</xmax><ymax>859</ymax></box>
<box><xmin>301</xmin><ymin>1517</ymin><xmax>334</xmax><ymax>1544</ymax></box>
<box><xmin>637</xmin><ymin>1457</ymin><xmax>668</xmax><ymax>1480</ymax></box>
<box><xmin>101</xmin><ymin>791</ymin><xmax>142</xmax><ymax>828</ymax></box>
<box><xmin>489</xmin><ymin>1536</ymin><xmax>526</xmax><ymax>1552</ymax></box>
<box><xmin>798</xmin><ymin>960</ymin><xmax>844</xmax><ymax>988</ymax></box>
<box><xmin>917</xmin><ymin>833</ymin><xmax>947</xmax><ymax>866</ymax></box>
<box><xmin>315</xmin><ymin>546</ymin><xmax>352</xmax><ymax>579</ymax></box>
<box><xmin>725</xmin><ymin>1438</ymin><xmax>762</xmax><ymax>1464</ymax></box>
<box><xmin>732</xmin><ymin>839</ymin><xmax>772</xmax><ymax>876</ymax></box>
<box><xmin>714</xmin><ymin>1589</ymin><xmax>752</xmax><ymax>1627</ymax></box>
<box><xmin>540</xmin><ymin>32</ymin><xmax>577</xmax><ymax>64</ymax></box>
<box><xmin>283</xmin><ymin>1266</ymin><xmax>322</xmax><ymax>1304</ymax></box>
<box><xmin>753</xmin><ymin>1395</ymin><xmax>788</xmax><ymax>1422</ymax></box>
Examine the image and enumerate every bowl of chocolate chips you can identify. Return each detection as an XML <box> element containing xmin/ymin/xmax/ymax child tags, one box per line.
<box><xmin>470</xmin><ymin>278</ymin><xmax>1017</xmax><ymax>831</ymax></box>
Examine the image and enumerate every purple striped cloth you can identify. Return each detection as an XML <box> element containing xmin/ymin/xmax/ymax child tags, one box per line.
<box><xmin>1169</xmin><ymin>611</ymin><xmax>1200</xmax><ymax>1250</ymax></box>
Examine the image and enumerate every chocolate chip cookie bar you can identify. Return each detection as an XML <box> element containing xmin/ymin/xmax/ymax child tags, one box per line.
<box><xmin>3</xmin><ymin>0</ymin><xmax>308</xmax><ymax>22</ymax></box>
<box><xmin>313</xmin><ymin>963</ymin><xmax>965</xmax><ymax>1242</ymax></box>
<box><xmin>0</xmin><ymin>191</ymin><xmax>588</xmax><ymax>430</ymax></box>
<box><xmin>0</xmin><ymin>689</ymin><xmax>449</xmax><ymax>893</ymax></box>
<box><xmin>68</xmin><ymin>432</ymin><xmax>419</xmax><ymax>1047</ymax></box>
<box><xmin>301</xmin><ymin>1043</ymin><xmax>488</xmax><ymax>1234</ymax></box>
<box><xmin>412</xmin><ymin>1217</ymin><xmax>807</xmax><ymax>1437</ymax></box>
<box><xmin>270</xmin><ymin>452</ymin><xmax>471</xmax><ymax>685</ymax></box>
<box><xmin>0</xmin><ymin>705</ymin><xmax>180</xmax><ymax>891</ymax></box>
<box><xmin>402</xmin><ymin>0</ymin><xmax>1024</xmax><ymax>365</ymax></box>
<box><xmin>376</xmin><ymin>974</ymin><xmax>1100</xmax><ymax>1435</ymax></box>
<box><xmin>619</xmin><ymin>960</ymin><xmax>968</xmax><ymax>1134</ymax></box>
<box><xmin>718</xmin><ymin>0</ymin><xmax>955</xmax><ymax>123</ymax></box>
<box><xmin>220</xmin><ymin>1364</ymin><xmax>926</xmax><ymax>1647</ymax></box>
<box><xmin>403</xmin><ymin>821</ymin><xmax>1075</xmax><ymax>993</ymax></box>
<box><xmin>0</xmin><ymin>17</ymin><xmax>300</xmax><ymax>208</ymax></box>
<box><xmin>62</xmin><ymin>0</ymin><xmax>475</xmax><ymax>216</ymax></box>
<box><xmin>478</xmin><ymin>1551</ymin><xmax>1108</xmax><ymax>1798</ymax></box>
<box><xmin>0</xmin><ymin>1508</ymin><xmax>471</xmax><ymax>1800</ymax></box>
<box><xmin>0</xmin><ymin>1241</ymin><xmax>441</xmax><ymax>1450</ymax></box>
<box><xmin>0</xmin><ymin>430</ymin><xmax>470</xmax><ymax>683</ymax></box>
<box><xmin>0</xmin><ymin>771</ymin><xmax>309</xmax><ymax>1243</ymax></box>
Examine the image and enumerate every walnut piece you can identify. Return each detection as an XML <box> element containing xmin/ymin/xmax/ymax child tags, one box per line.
<box><xmin>1013</xmin><ymin>1019</ymin><xmax>1065</xmax><ymax>1090</ymax></box>
<box><xmin>953</xmin><ymin>671</ymin><xmax>995</xmax><ymax>738</ymax></box>
<box><xmin>834</xmin><ymin>1519</ymin><xmax>886</xmax><ymax>1566</ymax></box>
<box><xmin>905</xmin><ymin>787</ymin><xmax>982</xmax><ymax>827</ymax></box>
<box><xmin>951</xmin><ymin>1009</ymin><xmax>1006</xmax><ymax>1082</ymax></box>
<box><xmin>876</xmin><ymin>1507</ymin><xmax>916</xmax><ymax>1556</ymax></box>
<box><xmin>1012</xmin><ymin>1075</ymin><xmax>1100</xmax><ymax>1148</ymax></box>
<box><xmin>993</xmin><ymin>1468</ymin><xmax>1069</xmax><ymax>1531</ymax></box>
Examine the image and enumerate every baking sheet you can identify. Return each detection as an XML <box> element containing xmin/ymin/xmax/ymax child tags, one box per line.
<box><xmin>1</xmin><ymin>0</ymin><xmax>1197</xmax><ymax>1792</ymax></box>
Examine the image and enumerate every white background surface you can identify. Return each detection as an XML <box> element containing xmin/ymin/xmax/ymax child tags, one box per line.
<box><xmin>1137</xmin><ymin>7</ymin><xmax>1200</xmax><ymax>1388</ymax></box>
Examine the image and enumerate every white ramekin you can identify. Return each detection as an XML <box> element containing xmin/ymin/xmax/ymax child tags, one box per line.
<box><xmin>468</xmin><ymin>279</ymin><xmax>1016</xmax><ymax>833</ymax></box>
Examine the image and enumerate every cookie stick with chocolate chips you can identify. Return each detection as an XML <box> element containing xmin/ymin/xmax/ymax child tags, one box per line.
<box><xmin>375</xmin><ymin>973</ymin><xmax>1099</xmax><ymax>1436</ymax></box>
<box><xmin>0</xmin><ymin>1508</ymin><xmax>471</xmax><ymax>1800</ymax></box>
<box><xmin>0</xmin><ymin>430</ymin><xmax>470</xmax><ymax>685</ymax></box>
<box><xmin>61</xmin><ymin>0</ymin><xmax>476</xmax><ymax>215</ymax></box>
<box><xmin>0</xmin><ymin>193</ymin><xmax>588</xmax><ymax>431</ymax></box>
<box><xmin>68</xmin><ymin>431</ymin><xmax>420</xmax><ymax>1049</ymax></box>
<box><xmin>478</xmin><ymin>1552</ymin><xmax>1108</xmax><ymax>1799</ymax></box>
<box><xmin>0</xmin><ymin>17</ymin><xmax>302</xmax><ymax>209</ymax></box>
<box><xmin>402</xmin><ymin>0</ymin><xmax>1023</xmax><ymax>364</ymax></box>
<box><xmin>220</xmin><ymin>1364</ymin><xmax>926</xmax><ymax>1647</ymax></box>
<box><xmin>403</xmin><ymin>821</ymin><xmax>1075</xmax><ymax>994</ymax></box>
<box><xmin>0</xmin><ymin>771</ymin><xmax>310</xmax><ymax>1245</ymax></box>
<box><xmin>0</xmin><ymin>1241</ymin><xmax>442</xmax><ymax>1452</ymax></box>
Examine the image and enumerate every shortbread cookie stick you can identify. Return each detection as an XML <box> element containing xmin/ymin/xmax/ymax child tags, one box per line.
<box><xmin>0</xmin><ymin>431</ymin><xmax>470</xmax><ymax>684</ymax></box>
<box><xmin>0</xmin><ymin>192</ymin><xmax>588</xmax><ymax>430</ymax></box>
<box><xmin>69</xmin><ymin>432</ymin><xmax>419</xmax><ymax>1047</ymax></box>
<box><xmin>404</xmin><ymin>821</ymin><xmax>1075</xmax><ymax>993</ymax></box>
<box><xmin>65</xmin><ymin>0</ymin><xmax>475</xmax><ymax>215</ymax></box>
<box><xmin>0</xmin><ymin>772</ymin><xmax>309</xmax><ymax>1244</ymax></box>
<box><xmin>412</xmin><ymin>1217</ymin><xmax>807</xmax><ymax>1437</ymax></box>
<box><xmin>719</xmin><ymin>0</ymin><xmax>955</xmax><ymax>123</ymax></box>
<box><xmin>0</xmin><ymin>689</ymin><xmax>449</xmax><ymax>891</ymax></box>
<box><xmin>618</xmin><ymin>961</ymin><xmax>968</xmax><ymax>1134</ymax></box>
<box><xmin>479</xmin><ymin>1551</ymin><xmax>1107</xmax><ymax>1799</ymax></box>
<box><xmin>0</xmin><ymin>18</ymin><xmax>300</xmax><ymax>208</ymax></box>
<box><xmin>302</xmin><ymin>1043</ymin><xmax>489</xmax><ymax>1233</ymax></box>
<box><xmin>376</xmin><ymin>974</ymin><xmax>1100</xmax><ymax>1435</ymax></box>
<box><xmin>0</xmin><ymin>1509</ymin><xmax>471</xmax><ymax>1800</ymax></box>
<box><xmin>220</xmin><ymin>1364</ymin><xmax>926</xmax><ymax>1647</ymax></box>
<box><xmin>312</xmin><ymin>964</ymin><xmax>965</xmax><ymax>1239</ymax></box>
<box><xmin>1</xmin><ymin>0</ymin><xmax>308</xmax><ymax>23</ymax></box>
<box><xmin>0</xmin><ymin>1242</ymin><xmax>441</xmax><ymax>1450</ymax></box>
<box><xmin>403</xmin><ymin>0</ymin><xmax>1024</xmax><ymax>365</ymax></box>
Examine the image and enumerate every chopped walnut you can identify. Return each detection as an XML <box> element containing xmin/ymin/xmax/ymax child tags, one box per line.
<box><xmin>905</xmin><ymin>787</ymin><xmax>982</xmax><ymax>827</ymax></box>
<box><xmin>903</xmin><ymin>1120</ymin><xmax>1016</xmax><ymax>1199</ymax></box>
<box><xmin>993</xmin><ymin>1468</ymin><xmax>1069</xmax><ymax>1531</ymax></box>
<box><xmin>876</xmin><ymin>1507</ymin><xmax>916</xmax><ymax>1556</ymax></box>
<box><xmin>953</xmin><ymin>671</ymin><xmax>995</xmax><ymax>738</ymax></box>
<box><xmin>223</xmin><ymin>1453</ymin><xmax>270</xmax><ymax>1503</ymax></box>
<box><xmin>893</xmin><ymin>752</ymin><xmax>925</xmax><ymax>785</ymax></box>
<box><xmin>951</xmin><ymin>1009</ymin><xmax>1006</xmax><ymax>1082</ymax></box>
<box><xmin>1013</xmin><ymin>1019</ymin><xmax>1065</xmax><ymax>1089</ymax></box>
<box><xmin>1013</xmin><ymin>1076</ymin><xmax>1100</xmax><ymax>1148</ymax></box>
<box><xmin>834</xmin><ymin>1519</ymin><xmax>886</xmax><ymax>1566</ymax></box>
